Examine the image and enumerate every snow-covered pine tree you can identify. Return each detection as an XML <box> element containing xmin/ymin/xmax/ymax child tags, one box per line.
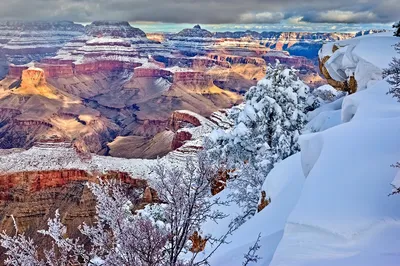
<box><xmin>205</xmin><ymin>61</ymin><xmax>310</xmax><ymax>217</ymax></box>
<box><xmin>383</xmin><ymin>42</ymin><xmax>400</xmax><ymax>101</ymax></box>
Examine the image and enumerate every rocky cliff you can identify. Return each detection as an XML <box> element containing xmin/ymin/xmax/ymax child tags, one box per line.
<box><xmin>0</xmin><ymin>21</ymin><xmax>84</xmax><ymax>65</ymax></box>
<box><xmin>0</xmin><ymin>168</ymin><xmax>157</xmax><ymax>263</ymax></box>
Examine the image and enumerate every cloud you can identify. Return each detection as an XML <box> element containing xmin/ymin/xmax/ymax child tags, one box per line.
<box><xmin>0</xmin><ymin>0</ymin><xmax>398</xmax><ymax>25</ymax></box>
<box><xmin>239</xmin><ymin>12</ymin><xmax>284</xmax><ymax>24</ymax></box>
<box><xmin>301</xmin><ymin>10</ymin><xmax>380</xmax><ymax>23</ymax></box>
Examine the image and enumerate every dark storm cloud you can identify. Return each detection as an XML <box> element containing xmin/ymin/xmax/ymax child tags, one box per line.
<box><xmin>0</xmin><ymin>0</ymin><xmax>398</xmax><ymax>24</ymax></box>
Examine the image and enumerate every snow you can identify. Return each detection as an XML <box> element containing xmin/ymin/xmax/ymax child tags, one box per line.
<box><xmin>200</xmin><ymin>154</ymin><xmax>305</xmax><ymax>266</ymax></box>
<box><xmin>323</xmin><ymin>32</ymin><xmax>398</xmax><ymax>91</ymax></box>
<box><xmin>204</xmin><ymin>33</ymin><xmax>400</xmax><ymax>266</ymax></box>
<box><xmin>269</xmin><ymin>36</ymin><xmax>400</xmax><ymax>265</ymax></box>
<box><xmin>305</xmin><ymin>97</ymin><xmax>344</xmax><ymax>133</ymax></box>
<box><xmin>0</xmin><ymin>145</ymin><xmax>154</xmax><ymax>178</ymax></box>
<box><xmin>271</xmin><ymin>83</ymin><xmax>400</xmax><ymax>265</ymax></box>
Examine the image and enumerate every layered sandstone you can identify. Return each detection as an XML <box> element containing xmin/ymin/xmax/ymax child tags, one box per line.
<box><xmin>20</xmin><ymin>67</ymin><xmax>46</xmax><ymax>88</ymax></box>
<box><xmin>169</xmin><ymin>111</ymin><xmax>202</xmax><ymax>131</ymax></box>
<box><xmin>0</xmin><ymin>169</ymin><xmax>157</xmax><ymax>262</ymax></box>
<box><xmin>208</xmin><ymin>53</ymin><xmax>266</xmax><ymax>66</ymax></box>
<box><xmin>171</xmin><ymin>131</ymin><xmax>193</xmax><ymax>150</ymax></box>
<box><xmin>0</xmin><ymin>21</ymin><xmax>84</xmax><ymax>65</ymax></box>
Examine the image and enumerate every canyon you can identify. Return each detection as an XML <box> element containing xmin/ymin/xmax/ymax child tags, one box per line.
<box><xmin>0</xmin><ymin>20</ymin><xmax>391</xmax><ymax>265</ymax></box>
<box><xmin>0</xmin><ymin>22</ymin><xmax>382</xmax><ymax>159</ymax></box>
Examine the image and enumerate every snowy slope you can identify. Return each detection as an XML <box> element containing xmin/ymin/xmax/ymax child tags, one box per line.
<box><xmin>270</xmin><ymin>79</ymin><xmax>400</xmax><ymax>266</ymax></box>
<box><xmin>203</xmin><ymin>154</ymin><xmax>304</xmax><ymax>266</ymax></box>
<box><xmin>271</xmin><ymin>35</ymin><xmax>400</xmax><ymax>265</ymax></box>
<box><xmin>208</xmin><ymin>33</ymin><xmax>400</xmax><ymax>265</ymax></box>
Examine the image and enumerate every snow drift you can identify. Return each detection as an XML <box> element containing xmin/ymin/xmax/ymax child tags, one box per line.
<box><xmin>205</xmin><ymin>32</ymin><xmax>400</xmax><ymax>265</ymax></box>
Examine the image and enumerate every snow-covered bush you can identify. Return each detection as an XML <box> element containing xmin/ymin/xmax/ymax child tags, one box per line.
<box><xmin>151</xmin><ymin>153</ymin><xmax>228</xmax><ymax>266</ymax></box>
<box><xmin>1</xmin><ymin>154</ymin><xmax>228</xmax><ymax>266</ymax></box>
<box><xmin>205</xmin><ymin>61</ymin><xmax>310</xmax><ymax>217</ymax></box>
<box><xmin>0</xmin><ymin>179</ymin><xmax>169</xmax><ymax>266</ymax></box>
<box><xmin>383</xmin><ymin>43</ymin><xmax>400</xmax><ymax>101</ymax></box>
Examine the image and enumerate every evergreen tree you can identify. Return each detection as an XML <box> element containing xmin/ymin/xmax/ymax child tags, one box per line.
<box><xmin>205</xmin><ymin>61</ymin><xmax>310</xmax><ymax>217</ymax></box>
<box><xmin>383</xmin><ymin>43</ymin><xmax>400</xmax><ymax>100</ymax></box>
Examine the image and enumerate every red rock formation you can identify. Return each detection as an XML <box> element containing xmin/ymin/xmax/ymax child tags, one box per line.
<box><xmin>11</xmin><ymin>60</ymin><xmax>143</xmax><ymax>79</ymax></box>
<box><xmin>0</xmin><ymin>170</ymin><xmax>148</xmax><ymax>199</ymax></box>
<box><xmin>36</xmin><ymin>63</ymin><xmax>74</xmax><ymax>78</ymax></box>
<box><xmin>171</xmin><ymin>131</ymin><xmax>192</xmax><ymax>150</ymax></box>
<box><xmin>0</xmin><ymin>169</ymin><xmax>156</xmax><ymax>262</ymax></box>
<box><xmin>211</xmin><ymin>169</ymin><xmax>229</xmax><ymax>196</ymax></box>
<box><xmin>8</xmin><ymin>64</ymin><xmax>29</xmax><ymax>78</ymax></box>
<box><xmin>192</xmin><ymin>57</ymin><xmax>230</xmax><ymax>69</ymax></box>
<box><xmin>142</xmin><ymin>186</ymin><xmax>159</xmax><ymax>203</ymax></box>
<box><xmin>20</xmin><ymin>68</ymin><xmax>46</xmax><ymax>88</ymax></box>
<box><xmin>134</xmin><ymin>68</ymin><xmax>172</xmax><ymax>78</ymax></box>
<box><xmin>132</xmin><ymin>119</ymin><xmax>170</xmax><ymax>138</ymax></box>
<box><xmin>153</xmin><ymin>55</ymin><xmax>230</xmax><ymax>69</ymax></box>
<box><xmin>169</xmin><ymin>111</ymin><xmax>201</xmax><ymax>131</ymax></box>
<box><xmin>173</xmin><ymin>71</ymin><xmax>212</xmax><ymax>85</ymax></box>
<box><xmin>13</xmin><ymin>120</ymin><xmax>53</xmax><ymax>127</ymax></box>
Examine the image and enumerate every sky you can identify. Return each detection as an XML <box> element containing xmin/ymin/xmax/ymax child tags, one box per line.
<box><xmin>0</xmin><ymin>0</ymin><xmax>398</xmax><ymax>32</ymax></box>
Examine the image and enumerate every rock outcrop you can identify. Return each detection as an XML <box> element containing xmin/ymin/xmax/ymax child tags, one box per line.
<box><xmin>171</xmin><ymin>131</ymin><xmax>193</xmax><ymax>150</ymax></box>
<box><xmin>20</xmin><ymin>67</ymin><xmax>46</xmax><ymax>88</ymax></box>
<box><xmin>85</xmin><ymin>21</ymin><xmax>146</xmax><ymax>38</ymax></box>
<box><xmin>169</xmin><ymin>110</ymin><xmax>202</xmax><ymax>131</ymax></box>
<box><xmin>177</xmin><ymin>25</ymin><xmax>213</xmax><ymax>38</ymax></box>
<box><xmin>0</xmin><ymin>169</ymin><xmax>157</xmax><ymax>262</ymax></box>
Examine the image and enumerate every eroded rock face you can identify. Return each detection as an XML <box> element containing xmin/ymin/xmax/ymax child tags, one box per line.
<box><xmin>169</xmin><ymin>111</ymin><xmax>202</xmax><ymax>131</ymax></box>
<box><xmin>20</xmin><ymin>67</ymin><xmax>46</xmax><ymax>88</ymax></box>
<box><xmin>173</xmin><ymin>71</ymin><xmax>212</xmax><ymax>86</ymax></box>
<box><xmin>0</xmin><ymin>169</ymin><xmax>157</xmax><ymax>262</ymax></box>
<box><xmin>318</xmin><ymin>55</ymin><xmax>355</xmax><ymax>92</ymax></box>
<box><xmin>171</xmin><ymin>131</ymin><xmax>193</xmax><ymax>150</ymax></box>
<box><xmin>134</xmin><ymin>67</ymin><xmax>172</xmax><ymax>78</ymax></box>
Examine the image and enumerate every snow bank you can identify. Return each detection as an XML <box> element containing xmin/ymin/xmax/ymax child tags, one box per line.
<box><xmin>201</xmin><ymin>154</ymin><xmax>304</xmax><ymax>266</ymax></box>
<box><xmin>305</xmin><ymin>97</ymin><xmax>343</xmax><ymax>133</ymax></box>
<box><xmin>270</xmin><ymin>75</ymin><xmax>400</xmax><ymax>266</ymax></box>
<box><xmin>211</xmin><ymin>33</ymin><xmax>400</xmax><ymax>265</ymax></box>
<box><xmin>321</xmin><ymin>32</ymin><xmax>398</xmax><ymax>91</ymax></box>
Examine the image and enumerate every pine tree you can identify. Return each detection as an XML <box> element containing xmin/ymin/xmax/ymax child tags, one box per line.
<box><xmin>205</xmin><ymin>61</ymin><xmax>310</xmax><ymax>217</ymax></box>
<box><xmin>383</xmin><ymin>43</ymin><xmax>400</xmax><ymax>101</ymax></box>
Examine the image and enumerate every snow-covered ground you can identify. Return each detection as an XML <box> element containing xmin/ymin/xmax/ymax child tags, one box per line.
<box><xmin>196</xmin><ymin>32</ymin><xmax>400</xmax><ymax>265</ymax></box>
